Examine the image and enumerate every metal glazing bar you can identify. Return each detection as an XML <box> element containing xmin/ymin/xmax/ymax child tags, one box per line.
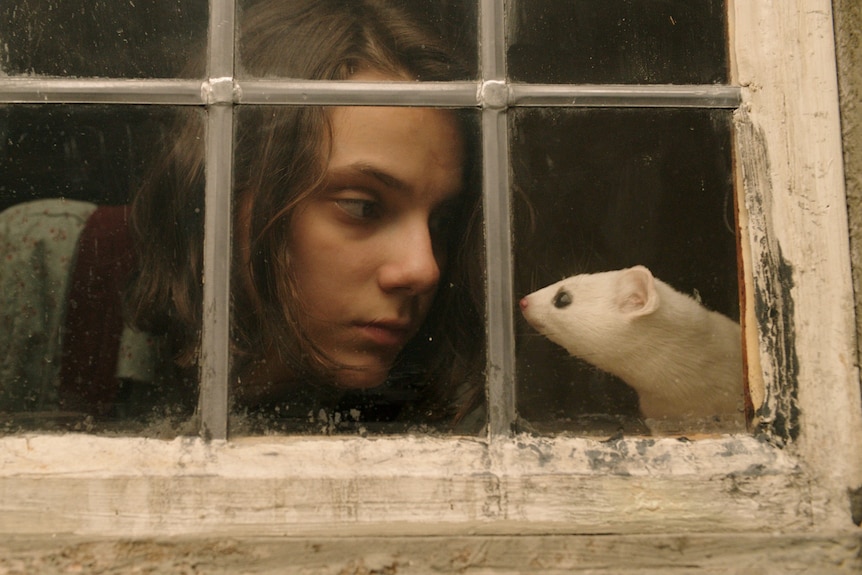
<box><xmin>480</xmin><ymin>0</ymin><xmax>506</xmax><ymax>81</ymax></box>
<box><xmin>510</xmin><ymin>83</ymin><xmax>742</xmax><ymax>108</ymax></box>
<box><xmin>209</xmin><ymin>0</ymin><xmax>236</xmax><ymax>79</ymax></box>
<box><xmin>0</xmin><ymin>78</ymin><xmax>204</xmax><ymax>104</ymax></box>
<box><xmin>200</xmin><ymin>104</ymin><xmax>233</xmax><ymax>441</ymax></box>
<box><xmin>479</xmin><ymin>0</ymin><xmax>517</xmax><ymax>437</ymax></box>
<box><xmin>198</xmin><ymin>0</ymin><xmax>236</xmax><ymax>441</ymax></box>
<box><xmin>237</xmin><ymin>80</ymin><xmax>480</xmax><ymax>106</ymax></box>
<box><xmin>0</xmin><ymin>78</ymin><xmax>743</xmax><ymax>109</ymax></box>
<box><xmin>482</xmin><ymin>106</ymin><xmax>517</xmax><ymax>437</ymax></box>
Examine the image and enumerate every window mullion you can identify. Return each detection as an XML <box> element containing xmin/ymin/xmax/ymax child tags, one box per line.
<box><xmin>236</xmin><ymin>80</ymin><xmax>478</xmax><ymax>106</ymax></box>
<box><xmin>509</xmin><ymin>83</ymin><xmax>742</xmax><ymax>108</ymax></box>
<box><xmin>480</xmin><ymin>0</ymin><xmax>506</xmax><ymax>80</ymax></box>
<box><xmin>0</xmin><ymin>78</ymin><xmax>203</xmax><ymax>104</ymax></box>
<box><xmin>479</xmin><ymin>0</ymin><xmax>516</xmax><ymax>437</ymax></box>
<box><xmin>482</xmin><ymin>107</ymin><xmax>516</xmax><ymax>437</ymax></box>
<box><xmin>199</xmin><ymin>0</ymin><xmax>236</xmax><ymax>440</ymax></box>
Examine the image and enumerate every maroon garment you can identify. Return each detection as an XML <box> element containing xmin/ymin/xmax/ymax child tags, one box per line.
<box><xmin>59</xmin><ymin>205</ymin><xmax>136</xmax><ymax>415</ymax></box>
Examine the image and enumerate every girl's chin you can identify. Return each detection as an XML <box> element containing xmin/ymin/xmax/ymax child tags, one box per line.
<box><xmin>333</xmin><ymin>364</ymin><xmax>391</xmax><ymax>390</ymax></box>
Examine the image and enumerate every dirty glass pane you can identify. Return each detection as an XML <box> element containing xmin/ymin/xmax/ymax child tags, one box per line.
<box><xmin>229</xmin><ymin>105</ymin><xmax>486</xmax><ymax>436</ymax></box>
<box><xmin>512</xmin><ymin>108</ymin><xmax>742</xmax><ymax>436</ymax></box>
<box><xmin>507</xmin><ymin>0</ymin><xmax>728</xmax><ymax>84</ymax></box>
<box><xmin>235</xmin><ymin>0</ymin><xmax>478</xmax><ymax>81</ymax></box>
<box><xmin>0</xmin><ymin>105</ymin><xmax>203</xmax><ymax>436</ymax></box>
<box><xmin>0</xmin><ymin>106</ymin><xmax>184</xmax><ymax>211</ymax></box>
<box><xmin>0</xmin><ymin>0</ymin><xmax>207</xmax><ymax>78</ymax></box>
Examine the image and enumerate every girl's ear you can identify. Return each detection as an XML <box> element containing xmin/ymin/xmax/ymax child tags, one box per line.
<box><xmin>616</xmin><ymin>265</ymin><xmax>659</xmax><ymax>317</ymax></box>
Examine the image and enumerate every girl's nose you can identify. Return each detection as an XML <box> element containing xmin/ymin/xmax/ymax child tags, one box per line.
<box><xmin>377</xmin><ymin>221</ymin><xmax>441</xmax><ymax>295</ymax></box>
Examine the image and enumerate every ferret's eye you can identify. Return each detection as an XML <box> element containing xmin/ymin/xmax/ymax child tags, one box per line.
<box><xmin>553</xmin><ymin>289</ymin><xmax>572</xmax><ymax>309</ymax></box>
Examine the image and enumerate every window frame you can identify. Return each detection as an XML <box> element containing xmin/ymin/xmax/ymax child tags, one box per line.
<box><xmin>1</xmin><ymin>0</ymin><xmax>861</xmax><ymax>545</ymax></box>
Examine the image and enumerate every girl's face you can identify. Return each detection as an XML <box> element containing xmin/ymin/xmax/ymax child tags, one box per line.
<box><xmin>288</xmin><ymin>102</ymin><xmax>466</xmax><ymax>389</ymax></box>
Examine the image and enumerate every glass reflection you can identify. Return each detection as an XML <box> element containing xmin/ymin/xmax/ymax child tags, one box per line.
<box><xmin>236</xmin><ymin>0</ymin><xmax>478</xmax><ymax>81</ymax></box>
<box><xmin>0</xmin><ymin>0</ymin><xmax>487</xmax><ymax>438</ymax></box>
<box><xmin>226</xmin><ymin>0</ymin><xmax>485</xmax><ymax>436</ymax></box>
<box><xmin>0</xmin><ymin>106</ymin><xmax>203</xmax><ymax>435</ymax></box>
<box><xmin>0</xmin><ymin>0</ymin><xmax>207</xmax><ymax>78</ymax></box>
<box><xmin>231</xmin><ymin>104</ymin><xmax>485</xmax><ymax>436</ymax></box>
<box><xmin>512</xmin><ymin>108</ymin><xmax>741</xmax><ymax>435</ymax></box>
<box><xmin>507</xmin><ymin>0</ymin><xmax>728</xmax><ymax>85</ymax></box>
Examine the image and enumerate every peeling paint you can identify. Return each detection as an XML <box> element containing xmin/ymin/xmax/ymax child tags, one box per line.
<box><xmin>849</xmin><ymin>485</ymin><xmax>862</xmax><ymax>526</ymax></box>
<box><xmin>584</xmin><ymin>448</ymin><xmax>629</xmax><ymax>475</ymax></box>
<box><xmin>734</xmin><ymin>112</ymin><xmax>801</xmax><ymax>446</ymax></box>
<box><xmin>754</xmin><ymin>245</ymin><xmax>801</xmax><ymax>443</ymax></box>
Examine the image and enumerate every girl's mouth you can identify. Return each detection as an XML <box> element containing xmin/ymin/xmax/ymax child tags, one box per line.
<box><xmin>355</xmin><ymin>321</ymin><xmax>412</xmax><ymax>349</ymax></box>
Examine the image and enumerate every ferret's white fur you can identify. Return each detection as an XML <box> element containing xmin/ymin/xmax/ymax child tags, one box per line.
<box><xmin>520</xmin><ymin>266</ymin><xmax>743</xmax><ymax>422</ymax></box>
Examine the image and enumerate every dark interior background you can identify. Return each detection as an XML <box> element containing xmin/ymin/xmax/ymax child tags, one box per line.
<box><xmin>0</xmin><ymin>0</ymin><xmax>208</xmax><ymax>212</ymax></box>
<box><xmin>0</xmin><ymin>105</ymin><xmax>198</xmax><ymax>212</ymax></box>
<box><xmin>507</xmin><ymin>0</ymin><xmax>728</xmax><ymax>84</ymax></box>
<box><xmin>0</xmin><ymin>0</ymin><xmax>208</xmax><ymax>78</ymax></box>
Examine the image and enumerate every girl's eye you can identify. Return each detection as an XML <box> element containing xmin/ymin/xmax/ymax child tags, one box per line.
<box><xmin>335</xmin><ymin>198</ymin><xmax>380</xmax><ymax>220</ymax></box>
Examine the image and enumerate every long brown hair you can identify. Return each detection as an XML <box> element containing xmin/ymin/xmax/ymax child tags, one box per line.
<box><xmin>127</xmin><ymin>0</ymin><xmax>484</xmax><ymax>422</ymax></box>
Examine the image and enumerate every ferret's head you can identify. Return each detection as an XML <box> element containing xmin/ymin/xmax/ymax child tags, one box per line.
<box><xmin>519</xmin><ymin>266</ymin><xmax>659</xmax><ymax>361</ymax></box>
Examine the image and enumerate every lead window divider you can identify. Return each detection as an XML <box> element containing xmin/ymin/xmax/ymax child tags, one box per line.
<box><xmin>198</xmin><ymin>0</ymin><xmax>236</xmax><ymax>440</ymax></box>
<box><xmin>478</xmin><ymin>0</ymin><xmax>516</xmax><ymax>439</ymax></box>
<box><xmin>200</xmin><ymin>103</ymin><xmax>233</xmax><ymax>441</ymax></box>
<box><xmin>482</xmin><ymin>106</ymin><xmax>517</xmax><ymax>438</ymax></box>
<box><xmin>236</xmin><ymin>80</ymin><xmax>480</xmax><ymax>106</ymax></box>
<box><xmin>0</xmin><ymin>78</ymin><xmax>740</xmax><ymax>108</ymax></box>
<box><xmin>509</xmin><ymin>83</ymin><xmax>742</xmax><ymax>108</ymax></box>
<box><xmin>0</xmin><ymin>78</ymin><xmax>205</xmax><ymax>104</ymax></box>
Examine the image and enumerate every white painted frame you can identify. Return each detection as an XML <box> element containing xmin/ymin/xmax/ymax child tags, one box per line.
<box><xmin>1</xmin><ymin>0</ymin><xmax>861</xmax><ymax>554</ymax></box>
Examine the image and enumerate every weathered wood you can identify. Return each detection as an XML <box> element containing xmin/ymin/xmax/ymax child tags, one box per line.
<box><xmin>1</xmin><ymin>533</ymin><xmax>860</xmax><ymax>574</ymax></box>
<box><xmin>731</xmin><ymin>0</ymin><xmax>862</xmax><ymax>526</ymax></box>
<box><xmin>0</xmin><ymin>434</ymin><xmax>812</xmax><ymax>537</ymax></box>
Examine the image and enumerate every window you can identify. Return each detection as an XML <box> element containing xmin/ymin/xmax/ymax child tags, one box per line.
<box><xmin>1</xmin><ymin>0</ymin><xmax>861</xmax><ymax>566</ymax></box>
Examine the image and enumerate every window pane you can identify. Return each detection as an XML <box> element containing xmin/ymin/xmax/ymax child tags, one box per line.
<box><xmin>235</xmin><ymin>0</ymin><xmax>478</xmax><ymax>81</ymax></box>
<box><xmin>0</xmin><ymin>0</ymin><xmax>207</xmax><ymax>78</ymax></box>
<box><xmin>512</xmin><ymin>108</ymin><xmax>741</xmax><ymax>435</ymax></box>
<box><xmin>1</xmin><ymin>106</ymin><xmax>180</xmax><ymax>211</ymax></box>
<box><xmin>229</xmin><ymin>105</ymin><xmax>485</xmax><ymax>436</ymax></box>
<box><xmin>0</xmin><ymin>105</ymin><xmax>203</xmax><ymax>436</ymax></box>
<box><xmin>507</xmin><ymin>0</ymin><xmax>728</xmax><ymax>84</ymax></box>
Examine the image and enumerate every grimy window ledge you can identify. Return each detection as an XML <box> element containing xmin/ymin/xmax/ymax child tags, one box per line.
<box><xmin>0</xmin><ymin>433</ymin><xmax>860</xmax><ymax>572</ymax></box>
<box><xmin>0</xmin><ymin>433</ymin><xmax>834</xmax><ymax>535</ymax></box>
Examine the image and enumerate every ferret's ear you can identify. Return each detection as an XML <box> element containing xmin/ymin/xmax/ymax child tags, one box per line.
<box><xmin>616</xmin><ymin>266</ymin><xmax>659</xmax><ymax>317</ymax></box>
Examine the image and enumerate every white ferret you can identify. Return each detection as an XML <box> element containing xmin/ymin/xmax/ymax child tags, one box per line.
<box><xmin>519</xmin><ymin>266</ymin><xmax>744</xmax><ymax>426</ymax></box>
